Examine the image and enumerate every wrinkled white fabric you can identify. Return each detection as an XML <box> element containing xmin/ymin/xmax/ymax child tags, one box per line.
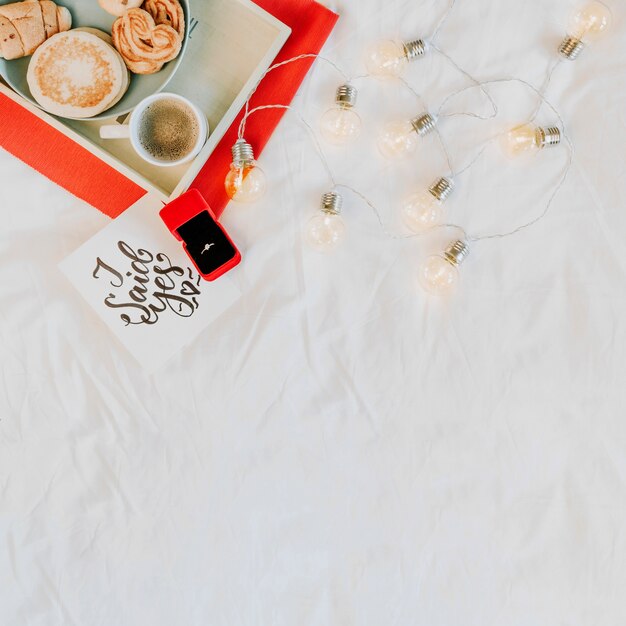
<box><xmin>1</xmin><ymin>0</ymin><xmax>626</xmax><ymax>624</ymax></box>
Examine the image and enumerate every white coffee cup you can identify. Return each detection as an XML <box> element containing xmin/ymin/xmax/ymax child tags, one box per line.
<box><xmin>100</xmin><ymin>92</ymin><xmax>209</xmax><ymax>167</ymax></box>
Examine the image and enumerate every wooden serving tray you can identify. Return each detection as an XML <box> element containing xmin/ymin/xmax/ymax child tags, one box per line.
<box><xmin>0</xmin><ymin>0</ymin><xmax>291</xmax><ymax>201</ymax></box>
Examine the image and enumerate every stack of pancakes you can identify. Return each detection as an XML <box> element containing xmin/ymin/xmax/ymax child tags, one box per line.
<box><xmin>27</xmin><ymin>28</ymin><xmax>129</xmax><ymax>118</ymax></box>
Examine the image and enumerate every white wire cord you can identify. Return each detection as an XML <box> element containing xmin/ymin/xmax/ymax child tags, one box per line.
<box><xmin>233</xmin><ymin>2</ymin><xmax>574</xmax><ymax>248</ymax></box>
<box><xmin>343</xmin><ymin>71</ymin><xmax>572</xmax><ymax>243</ymax></box>
<box><xmin>335</xmin><ymin>183</ymin><xmax>469</xmax><ymax>242</ymax></box>
<box><xmin>238</xmin><ymin>73</ymin><xmax>572</xmax><ymax>245</ymax></box>
<box><xmin>398</xmin><ymin>76</ymin><xmax>493</xmax><ymax>181</ymax></box>
<box><xmin>430</xmin><ymin>0</ymin><xmax>458</xmax><ymax>42</ymax></box>
<box><xmin>241</xmin><ymin>103</ymin><xmax>472</xmax><ymax>243</ymax></box>
<box><xmin>363</xmin><ymin>78</ymin><xmax>572</xmax><ymax>242</ymax></box>
<box><xmin>528</xmin><ymin>58</ymin><xmax>564</xmax><ymax>123</ymax></box>
<box><xmin>471</xmin><ymin>147</ymin><xmax>573</xmax><ymax>241</ymax></box>
<box><xmin>238</xmin><ymin>54</ymin><xmax>349</xmax><ymax>139</ymax></box>
<box><xmin>239</xmin><ymin>104</ymin><xmax>337</xmax><ymax>187</ymax></box>
<box><xmin>432</xmin><ymin>45</ymin><xmax>499</xmax><ymax>122</ymax></box>
<box><xmin>464</xmin><ymin>76</ymin><xmax>574</xmax><ymax>242</ymax></box>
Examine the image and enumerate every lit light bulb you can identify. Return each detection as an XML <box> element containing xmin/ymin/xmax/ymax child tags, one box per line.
<box><xmin>365</xmin><ymin>38</ymin><xmax>428</xmax><ymax>78</ymax></box>
<box><xmin>225</xmin><ymin>139</ymin><xmax>267</xmax><ymax>203</ymax></box>
<box><xmin>419</xmin><ymin>240</ymin><xmax>469</xmax><ymax>296</ymax></box>
<box><xmin>559</xmin><ymin>1</ymin><xmax>612</xmax><ymax>60</ymax></box>
<box><xmin>401</xmin><ymin>177</ymin><xmax>454</xmax><ymax>233</ymax></box>
<box><xmin>378</xmin><ymin>112</ymin><xmax>437</xmax><ymax>159</ymax></box>
<box><xmin>501</xmin><ymin>125</ymin><xmax>562</xmax><ymax>158</ymax></box>
<box><xmin>320</xmin><ymin>84</ymin><xmax>362</xmax><ymax>146</ymax></box>
<box><xmin>306</xmin><ymin>191</ymin><xmax>346</xmax><ymax>252</ymax></box>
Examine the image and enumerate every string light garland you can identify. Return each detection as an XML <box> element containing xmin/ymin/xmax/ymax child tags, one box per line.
<box><xmin>365</xmin><ymin>38</ymin><xmax>428</xmax><ymax>78</ymax></box>
<box><xmin>319</xmin><ymin>84</ymin><xmax>362</xmax><ymax>146</ymax></box>
<box><xmin>224</xmin><ymin>139</ymin><xmax>267</xmax><ymax>203</ymax></box>
<box><xmin>501</xmin><ymin>125</ymin><xmax>562</xmax><ymax>159</ymax></box>
<box><xmin>559</xmin><ymin>1</ymin><xmax>612</xmax><ymax>60</ymax></box>
<box><xmin>419</xmin><ymin>239</ymin><xmax>470</xmax><ymax>296</ymax></box>
<box><xmin>378</xmin><ymin>112</ymin><xmax>437</xmax><ymax>159</ymax></box>
<box><xmin>401</xmin><ymin>177</ymin><xmax>454</xmax><ymax>234</ymax></box>
<box><xmin>226</xmin><ymin>0</ymin><xmax>612</xmax><ymax>295</ymax></box>
<box><xmin>306</xmin><ymin>191</ymin><xmax>347</xmax><ymax>252</ymax></box>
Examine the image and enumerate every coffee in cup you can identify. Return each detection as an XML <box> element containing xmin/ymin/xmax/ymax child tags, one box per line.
<box><xmin>138</xmin><ymin>99</ymin><xmax>201</xmax><ymax>163</ymax></box>
<box><xmin>100</xmin><ymin>93</ymin><xmax>209</xmax><ymax>168</ymax></box>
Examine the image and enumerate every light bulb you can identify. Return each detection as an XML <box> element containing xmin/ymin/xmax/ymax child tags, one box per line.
<box><xmin>378</xmin><ymin>112</ymin><xmax>437</xmax><ymax>159</ymax></box>
<box><xmin>401</xmin><ymin>177</ymin><xmax>454</xmax><ymax>234</ymax></box>
<box><xmin>306</xmin><ymin>191</ymin><xmax>346</xmax><ymax>252</ymax></box>
<box><xmin>501</xmin><ymin>125</ymin><xmax>562</xmax><ymax>158</ymax></box>
<box><xmin>225</xmin><ymin>139</ymin><xmax>267</xmax><ymax>203</ymax></box>
<box><xmin>559</xmin><ymin>1</ymin><xmax>612</xmax><ymax>60</ymax></box>
<box><xmin>320</xmin><ymin>84</ymin><xmax>362</xmax><ymax>146</ymax></box>
<box><xmin>418</xmin><ymin>240</ymin><xmax>469</xmax><ymax>296</ymax></box>
<box><xmin>365</xmin><ymin>38</ymin><xmax>427</xmax><ymax>78</ymax></box>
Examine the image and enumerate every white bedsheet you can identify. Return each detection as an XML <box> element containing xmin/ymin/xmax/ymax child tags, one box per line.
<box><xmin>2</xmin><ymin>0</ymin><xmax>626</xmax><ymax>623</ymax></box>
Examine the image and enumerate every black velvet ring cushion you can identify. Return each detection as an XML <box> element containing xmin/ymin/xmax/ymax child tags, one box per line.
<box><xmin>176</xmin><ymin>211</ymin><xmax>238</xmax><ymax>276</ymax></box>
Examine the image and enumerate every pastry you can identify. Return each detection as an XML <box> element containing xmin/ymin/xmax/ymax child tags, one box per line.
<box><xmin>142</xmin><ymin>0</ymin><xmax>184</xmax><ymax>39</ymax></box>
<box><xmin>27</xmin><ymin>30</ymin><xmax>128</xmax><ymax>118</ymax></box>
<box><xmin>0</xmin><ymin>14</ymin><xmax>24</xmax><ymax>60</ymax></box>
<box><xmin>112</xmin><ymin>7</ymin><xmax>181</xmax><ymax>75</ymax></box>
<box><xmin>97</xmin><ymin>0</ymin><xmax>143</xmax><ymax>18</ymax></box>
<box><xmin>56</xmin><ymin>5</ymin><xmax>71</xmax><ymax>31</ymax></box>
<box><xmin>0</xmin><ymin>0</ymin><xmax>72</xmax><ymax>60</ymax></box>
<box><xmin>40</xmin><ymin>0</ymin><xmax>60</xmax><ymax>38</ymax></box>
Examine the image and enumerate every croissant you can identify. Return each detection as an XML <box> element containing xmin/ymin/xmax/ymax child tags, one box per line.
<box><xmin>0</xmin><ymin>0</ymin><xmax>71</xmax><ymax>60</ymax></box>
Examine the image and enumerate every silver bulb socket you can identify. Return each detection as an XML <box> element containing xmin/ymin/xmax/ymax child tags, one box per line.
<box><xmin>321</xmin><ymin>191</ymin><xmax>343</xmax><ymax>215</ymax></box>
<box><xmin>336</xmin><ymin>84</ymin><xmax>358</xmax><ymax>108</ymax></box>
<box><xmin>232</xmin><ymin>139</ymin><xmax>255</xmax><ymax>167</ymax></box>
<box><xmin>536</xmin><ymin>126</ymin><xmax>562</xmax><ymax>148</ymax></box>
<box><xmin>444</xmin><ymin>240</ymin><xmax>470</xmax><ymax>266</ymax></box>
<box><xmin>429</xmin><ymin>177</ymin><xmax>454</xmax><ymax>202</ymax></box>
<box><xmin>411</xmin><ymin>113</ymin><xmax>437</xmax><ymax>137</ymax></box>
<box><xmin>559</xmin><ymin>36</ymin><xmax>585</xmax><ymax>60</ymax></box>
<box><xmin>403</xmin><ymin>39</ymin><xmax>428</xmax><ymax>61</ymax></box>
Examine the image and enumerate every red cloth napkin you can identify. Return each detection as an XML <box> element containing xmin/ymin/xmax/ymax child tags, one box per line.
<box><xmin>0</xmin><ymin>90</ymin><xmax>147</xmax><ymax>217</ymax></box>
<box><xmin>0</xmin><ymin>0</ymin><xmax>338</xmax><ymax>219</ymax></box>
<box><xmin>192</xmin><ymin>0</ymin><xmax>339</xmax><ymax>219</ymax></box>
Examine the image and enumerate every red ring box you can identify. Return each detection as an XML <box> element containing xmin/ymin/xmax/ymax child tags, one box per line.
<box><xmin>160</xmin><ymin>189</ymin><xmax>241</xmax><ymax>282</ymax></box>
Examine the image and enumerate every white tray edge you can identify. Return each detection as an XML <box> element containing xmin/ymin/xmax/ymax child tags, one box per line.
<box><xmin>0</xmin><ymin>0</ymin><xmax>292</xmax><ymax>205</ymax></box>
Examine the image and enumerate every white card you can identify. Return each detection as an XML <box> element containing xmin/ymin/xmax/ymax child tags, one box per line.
<box><xmin>60</xmin><ymin>193</ymin><xmax>241</xmax><ymax>371</ymax></box>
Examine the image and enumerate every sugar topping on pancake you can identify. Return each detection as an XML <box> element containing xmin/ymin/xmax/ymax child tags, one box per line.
<box><xmin>27</xmin><ymin>30</ymin><xmax>127</xmax><ymax>119</ymax></box>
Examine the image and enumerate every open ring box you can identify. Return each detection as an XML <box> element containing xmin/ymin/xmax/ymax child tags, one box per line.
<box><xmin>0</xmin><ymin>0</ymin><xmax>291</xmax><ymax>203</ymax></box>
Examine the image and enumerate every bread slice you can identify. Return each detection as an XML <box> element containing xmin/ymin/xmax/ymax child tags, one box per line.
<box><xmin>56</xmin><ymin>5</ymin><xmax>71</xmax><ymax>31</ymax></box>
<box><xmin>27</xmin><ymin>30</ymin><xmax>127</xmax><ymax>118</ymax></box>
<box><xmin>0</xmin><ymin>13</ymin><xmax>25</xmax><ymax>60</ymax></box>
<box><xmin>0</xmin><ymin>0</ymin><xmax>45</xmax><ymax>56</ymax></box>
<box><xmin>39</xmin><ymin>1</ymin><xmax>59</xmax><ymax>38</ymax></box>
